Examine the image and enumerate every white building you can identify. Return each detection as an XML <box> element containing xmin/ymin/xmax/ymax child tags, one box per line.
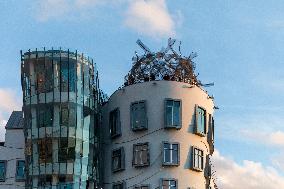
<box><xmin>0</xmin><ymin>111</ymin><xmax>25</xmax><ymax>189</ymax></box>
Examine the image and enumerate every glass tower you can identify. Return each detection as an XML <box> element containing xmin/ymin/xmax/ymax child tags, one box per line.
<box><xmin>21</xmin><ymin>49</ymin><xmax>104</xmax><ymax>189</ymax></box>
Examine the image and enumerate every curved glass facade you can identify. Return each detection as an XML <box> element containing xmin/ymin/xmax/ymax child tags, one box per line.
<box><xmin>21</xmin><ymin>49</ymin><xmax>104</xmax><ymax>189</ymax></box>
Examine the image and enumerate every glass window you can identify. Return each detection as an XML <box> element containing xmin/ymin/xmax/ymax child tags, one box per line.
<box><xmin>59</xmin><ymin>175</ymin><xmax>73</xmax><ymax>189</ymax></box>
<box><xmin>109</xmin><ymin>108</ymin><xmax>121</xmax><ymax>138</ymax></box>
<box><xmin>131</xmin><ymin>101</ymin><xmax>147</xmax><ymax>131</ymax></box>
<box><xmin>60</xmin><ymin>105</ymin><xmax>76</xmax><ymax>127</ymax></box>
<box><xmin>16</xmin><ymin>160</ymin><xmax>25</xmax><ymax>180</ymax></box>
<box><xmin>112</xmin><ymin>147</ymin><xmax>125</xmax><ymax>172</ymax></box>
<box><xmin>134</xmin><ymin>185</ymin><xmax>149</xmax><ymax>189</ymax></box>
<box><xmin>133</xmin><ymin>143</ymin><xmax>149</xmax><ymax>167</ymax></box>
<box><xmin>165</xmin><ymin>99</ymin><xmax>181</xmax><ymax>128</ymax></box>
<box><xmin>59</xmin><ymin>138</ymin><xmax>75</xmax><ymax>162</ymax></box>
<box><xmin>0</xmin><ymin>161</ymin><xmax>6</xmax><ymax>182</ymax></box>
<box><xmin>37</xmin><ymin>105</ymin><xmax>53</xmax><ymax>128</ymax></box>
<box><xmin>161</xmin><ymin>179</ymin><xmax>177</xmax><ymax>189</ymax></box>
<box><xmin>163</xmin><ymin>142</ymin><xmax>179</xmax><ymax>165</ymax></box>
<box><xmin>113</xmin><ymin>181</ymin><xmax>125</xmax><ymax>189</ymax></box>
<box><xmin>208</xmin><ymin>114</ymin><xmax>214</xmax><ymax>143</ymax></box>
<box><xmin>38</xmin><ymin>175</ymin><xmax>52</xmax><ymax>187</ymax></box>
<box><xmin>192</xmin><ymin>147</ymin><xmax>204</xmax><ymax>171</ymax></box>
<box><xmin>35</xmin><ymin>60</ymin><xmax>45</xmax><ymax>93</ymax></box>
<box><xmin>60</xmin><ymin>60</ymin><xmax>69</xmax><ymax>92</ymax></box>
<box><xmin>38</xmin><ymin>139</ymin><xmax>52</xmax><ymax>163</ymax></box>
<box><xmin>196</xmin><ymin>106</ymin><xmax>206</xmax><ymax>135</ymax></box>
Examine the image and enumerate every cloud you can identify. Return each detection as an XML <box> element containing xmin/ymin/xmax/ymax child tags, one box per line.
<box><xmin>0</xmin><ymin>88</ymin><xmax>21</xmax><ymax>141</ymax></box>
<box><xmin>212</xmin><ymin>151</ymin><xmax>284</xmax><ymax>189</ymax></box>
<box><xmin>241</xmin><ymin>130</ymin><xmax>284</xmax><ymax>147</ymax></box>
<box><xmin>124</xmin><ymin>0</ymin><xmax>176</xmax><ymax>38</ymax></box>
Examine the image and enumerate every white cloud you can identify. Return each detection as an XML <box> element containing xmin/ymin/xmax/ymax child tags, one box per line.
<box><xmin>0</xmin><ymin>88</ymin><xmax>21</xmax><ymax>141</ymax></box>
<box><xmin>241</xmin><ymin>130</ymin><xmax>284</xmax><ymax>147</ymax></box>
<box><xmin>124</xmin><ymin>0</ymin><xmax>176</xmax><ymax>38</ymax></box>
<box><xmin>212</xmin><ymin>151</ymin><xmax>284</xmax><ymax>189</ymax></box>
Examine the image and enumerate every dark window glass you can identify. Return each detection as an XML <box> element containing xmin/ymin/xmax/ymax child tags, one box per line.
<box><xmin>37</xmin><ymin>105</ymin><xmax>53</xmax><ymax>128</ymax></box>
<box><xmin>35</xmin><ymin>59</ymin><xmax>53</xmax><ymax>93</ymax></box>
<box><xmin>196</xmin><ymin>106</ymin><xmax>206</xmax><ymax>135</ymax></box>
<box><xmin>131</xmin><ymin>101</ymin><xmax>147</xmax><ymax>130</ymax></box>
<box><xmin>16</xmin><ymin>160</ymin><xmax>25</xmax><ymax>180</ymax></box>
<box><xmin>60</xmin><ymin>60</ymin><xmax>69</xmax><ymax>92</ymax></box>
<box><xmin>23</xmin><ymin>74</ymin><xmax>31</xmax><ymax>96</ymax></box>
<box><xmin>113</xmin><ymin>181</ymin><xmax>125</xmax><ymax>189</ymax></box>
<box><xmin>135</xmin><ymin>185</ymin><xmax>149</xmax><ymax>189</ymax></box>
<box><xmin>38</xmin><ymin>175</ymin><xmax>52</xmax><ymax>187</ymax></box>
<box><xmin>163</xmin><ymin>142</ymin><xmax>179</xmax><ymax>165</ymax></box>
<box><xmin>193</xmin><ymin>147</ymin><xmax>204</xmax><ymax>170</ymax></box>
<box><xmin>38</xmin><ymin>139</ymin><xmax>52</xmax><ymax>163</ymax></box>
<box><xmin>112</xmin><ymin>148</ymin><xmax>125</xmax><ymax>172</ymax></box>
<box><xmin>161</xmin><ymin>179</ymin><xmax>177</xmax><ymax>189</ymax></box>
<box><xmin>60</xmin><ymin>105</ymin><xmax>76</xmax><ymax>127</ymax></box>
<box><xmin>133</xmin><ymin>143</ymin><xmax>149</xmax><ymax>167</ymax></box>
<box><xmin>0</xmin><ymin>161</ymin><xmax>6</xmax><ymax>181</ymax></box>
<box><xmin>165</xmin><ymin>100</ymin><xmax>181</xmax><ymax>128</ymax></box>
<box><xmin>58</xmin><ymin>175</ymin><xmax>73</xmax><ymax>189</ymax></box>
<box><xmin>59</xmin><ymin>138</ymin><xmax>75</xmax><ymax>162</ymax></box>
<box><xmin>110</xmin><ymin>108</ymin><xmax>121</xmax><ymax>138</ymax></box>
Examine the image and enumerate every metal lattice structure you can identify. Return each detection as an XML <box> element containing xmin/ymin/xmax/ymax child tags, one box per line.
<box><xmin>124</xmin><ymin>38</ymin><xmax>202</xmax><ymax>87</ymax></box>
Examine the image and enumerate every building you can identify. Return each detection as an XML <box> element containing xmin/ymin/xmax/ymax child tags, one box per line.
<box><xmin>0</xmin><ymin>111</ymin><xmax>25</xmax><ymax>189</ymax></box>
<box><xmin>102</xmin><ymin>39</ymin><xmax>216</xmax><ymax>189</ymax></box>
<box><xmin>20</xmin><ymin>49</ymin><xmax>104</xmax><ymax>189</ymax></box>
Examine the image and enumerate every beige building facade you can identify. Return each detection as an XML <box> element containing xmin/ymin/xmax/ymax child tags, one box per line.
<box><xmin>102</xmin><ymin>80</ymin><xmax>215</xmax><ymax>189</ymax></box>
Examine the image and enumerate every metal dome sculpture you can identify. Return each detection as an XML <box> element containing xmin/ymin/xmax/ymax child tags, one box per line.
<box><xmin>124</xmin><ymin>38</ymin><xmax>205</xmax><ymax>87</ymax></box>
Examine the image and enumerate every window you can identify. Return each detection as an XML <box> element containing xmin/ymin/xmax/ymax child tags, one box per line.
<box><xmin>60</xmin><ymin>60</ymin><xmax>76</xmax><ymax>92</ymax></box>
<box><xmin>113</xmin><ymin>181</ymin><xmax>126</xmax><ymax>189</ymax></box>
<box><xmin>133</xmin><ymin>143</ymin><xmax>149</xmax><ymax>167</ymax></box>
<box><xmin>163</xmin><ymin>142</ymin><xmax>179</xmax><ymax>166</ymax></box>
<box><xmin>109</xmin><ymin>108</ymin><xmax>121</xmax><ymax>138</ymax></box>
<box><xmin>35</xmin><ymin>59</ymin><xmax>53</xmax><ymax>93</ymax></box>
<box><xmin>165</xmin><ymin>99</ymin><xmax>181</xmax><ymax>129</ymax></box>
<box><xmin>16</xmin><ymin>160</ymin><xmax>25</xmax><ymax>181</ymax></box>
<box><xmin>112</xmin><ymin>147</ymin><xmax>125</xmax><ymax>172</ymax></box>
<box><xmin>192</xmin><ymin>147</ymin><xmax>204</xmax><ymax>171</ymax></box>
<box><xmin>38</xmin><ymin>139</ymin><xmax>53</xmax><ymax>163</ymax></box>
<box><xmin>195</xmin><ymin>106</ymin><xmax>206</xmax><ymax>136</ymax></box>
<box><xmin>134</xmin><ymin>185</ymin><xmax>150</xmax><ymax>189</ymax></box>
<box><xmin>58</xmin><ymin>138</ymin><xmax>75</xmax><ymax>162</ymax></box>
<box><xmin>208</xmin><ymin>114</ymin><xmax>214</xmax><ymax>143</ymax></box>
<box><xmin>37</xmin><ymin>105</ymin><xmax>53</xmax><ymax>128</ymax></box>
<box><xmin>131</xmin><ymin>101</ymin><xmax>147</xmax><ymax>131</ymax></box>
<box><xmin>160</xmin><ymin>179</ymin><xmax>177</xmax><ymax>189</ymax></box>
<box><xmin>58</xmin><ymin>175</ymin><xmax>73</xmax><ymax>189</ymax></box>
<box><xmin>0</xmin><ymin>161</ymin><xmax>6</xmax><ymax>182</ymax></box>
<box><xmin>38</xmin><ymin>175</ymin><xmax>52</xmax><ymax>187</ymax></box>
<box><xmin>60</xmin><ymin>105</ymin><xmax>76</xmax><ymax>127</ymax></box>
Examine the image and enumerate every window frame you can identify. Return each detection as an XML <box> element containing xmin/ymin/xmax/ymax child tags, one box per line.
<box><xmin>134</xmin><ymin>184</ymin><xmax>150</xmax><ymax>189</ymax></box>
<box><xmin>160</xmin><ymin>178</ymin><xmax>178</xmax><ymax>189</ymax></box>
<box><xmin>192</xmin><ymin>146</ymin><xmax>204</xmax><ymax>172</ymax></box>
<box><xmin>130</xmin><ymin>100</ymin><xmax>148</xmax><ymax>131</ymax></box>
<box><xmin>164</xmin><ymin>99</ymin><xmax>182</xmax><ymax>129</ymax></box>
<box><xmin>112</xmin><ymin>147</ymin><xmax>125</xmax><ymax>173</ymax></box>
<box><xmin>112</xmin><ymin>180</ymin><xmax>126</xmax><ymax>189</ymax></box>
<box><xmin>0</xmin><ymin>160</ymin><xmax>6</xmax><ymax>182</ymax></box>
<box><xmin>109</xmin><ymin>108</ymin><xmax>121</xmax><ymax>139</ymax></box>
<box><xmin>195</xmin><ymin>105</ymin><xmax>207</xmax><ymax>136</ymax></box>
<box><xmin>162</xmin><ymin>142</ymin><xmax>180</xmax><ymax>166</ymax></box>
<box><xmin>15</xmin><ymin>160</ymin><xmax>25</xmax><ymax>181</ymax></box>
<box><xmin>132</xmin><ymin>142</ymin><xmax>150</xmax><ymax>167</ymax></box>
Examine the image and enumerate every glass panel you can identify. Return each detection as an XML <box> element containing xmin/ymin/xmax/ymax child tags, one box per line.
<box><xmin>16</xmin><ymin>160</ymin><xmax>25</xmax><ymax>179</ymax></box>
<box><xmin>37</xmin><ymin>105</ymin><xmax>53</xmax><ymax>128</ymax></box>
<box><xmin>166</xmin><ymin>101</ymin><xmax>173</xmax><ymax>126</ymax></box>
<box><xmin>38</xmin><ymin>139</ymin><xmax>52</xmax><ymax>163</ymax></box>
<box><xmin>173</xmin><ymin>101</ymin><xmax>180</xmax><ymax>126</ymax></box>
<box><xmin>131</xmin><ymin>102</ymin><xmax>146</xmax><ymax>129</ymax></box>
<box><xmin>60</xmin><ymin>60</ymin><xmax>69</xmax><ymax>92</ymax></box>
<box><xmin>0</xmin><ymin>161</ymin><xmax>5</xmax><ymax>181</ymax></box>
<box><xmin>112</xmin><ymin>149</ymin><xmax>121</xmax><ymax>170</ymax></box>
<box><xmin>197</xmin><ymin>107</ymin><xmax>205</xmax><ymax>134</ymax></box>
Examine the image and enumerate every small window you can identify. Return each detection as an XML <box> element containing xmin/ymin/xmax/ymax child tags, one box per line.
<box><xmin>112</xmin><ymin>147</ymin><xmax>125</xmax><ymax>172</ymax></box>
<box><xmin>160</xmin><ymin>179</ymin><xmax>177</xmax><ymax>189</ymax></box>
<box><xmin>60</xmin><ymin>105</ymin><xmax>76</xmax><ymax>127</ymax></box>
<box><xmin>133</xmin><ymin>143</ymin><xmax>149</xmax><ymax>167</ymax></box>
<box><xmin>192</xmin><ymin>147</ymin><xmax>204</xmax><ymax>171</ymax></box>
<box><xmin>0</xmin><ymin>161</ymin><xmax>6</xmax><ymax>182</ymax></box>
<box><xmin>113</xmin><ymin>181</ymin><xmax>126</xmax><ymax>189</ymax></box>
<box><xmin>208</xmin><ymin>114</ymin><xmax>214</xmax><ymax>143</ymax></box>
<box><xmin>38</xmin><ymin>139</ymin><xmax>53</xmax><ymax>163</ymax></box>
<box><xmin>16</xmin><ymin>160</ymin><xmax>25</xmax><ymax>181</ymax></box>
<box><xmin>109</xmin><ymin>108</ymin><xmax>121</xmax><ymax>138</ymax></box>
<box><xmin>195</xmin><ymin>106</ymin><xmax>206</xmax><ymax>136</ymax></box>
<box><xmin>131</xmin><ymin>101</ymin><xmax>147</xmax><ymax>131</ymax></box>
<box><xmin>58</xmin><ymin>138</ymin><xmax>75</xmax><ymax>162</ymax></box>
<box><xmin>37</xmin><ymin>105</ymin><xmax>53</xmax><ymax>128</ymax></box>
<box><xmin>165</xmin><ymin>99</ymin><xmax>181</xmax><ymax>129</ymax></box>
<box><xmin>163</xmin><ymin>142</ymin><xmax>179</xmax><ymax>166</ymax></box>
<box><xmin>134</xmin><ymin>184</ymin><xmax>150</xmax><ymax>189</ymax></box>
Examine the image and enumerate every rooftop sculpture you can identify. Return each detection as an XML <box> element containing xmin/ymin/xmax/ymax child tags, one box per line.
<box><xmin>124</xmin><ymin>38</ymin><xmax>212</xmax><ymax>87</ymax></box>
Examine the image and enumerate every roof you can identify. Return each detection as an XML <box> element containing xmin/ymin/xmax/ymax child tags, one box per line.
<box><xmin>5</xmin><ymin>111</ymin><xmax>24</xmax><ymax>129</ymax></box>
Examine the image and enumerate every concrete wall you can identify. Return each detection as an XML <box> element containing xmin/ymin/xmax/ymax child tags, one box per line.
<box><xmin>102</xmin><ymin>80</ymin><xmax>215</xmax><ymax>189</ymax></box>
<box><xmin>0</xmin><ymin>129</ymin><xmax>25</xmax><ymax>189</ymax></box>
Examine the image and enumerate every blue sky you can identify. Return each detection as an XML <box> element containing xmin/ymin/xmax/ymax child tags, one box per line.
<box><xmin>0</xmin><ymin>0</ymin><xmax>284</xmax><ymax>188</ymax></box>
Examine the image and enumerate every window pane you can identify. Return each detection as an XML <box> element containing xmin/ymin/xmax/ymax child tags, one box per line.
<box><xmin>16</xmin><ymin>161</ymin><xmax>25</xmax><ymax>179</ymax></box>
<box><xmin>197</xmin><ymin>107</ymin><xmax>205</xmax><ymax>134</ymax></box>
<box><xmin>173</xmin><ymin>101</ymin><xmax>180</xmax><ymax>126</ymax></box>
<box><xmin>172</xmin><ymin>149</ymin><xmax>178</xmax><ymax>164</ymax></box>
<box><xmin>60</xmin><ymin>61</ymin><xmax>69</xmax><ymax>92</ymax></box>
<box><xmin>0</xmin><ymin>161</ymin><xmax>5</xmax><ymax>181</ymax></box>
<box><xmin>166</xmin><ymin>105</ymin><xmax>173</xmax><ymax>126</ymax></box>
<box><xmin>131</xmin><ymin>102</ymin><xmax>147</xmax><ymax>130</ymax></box>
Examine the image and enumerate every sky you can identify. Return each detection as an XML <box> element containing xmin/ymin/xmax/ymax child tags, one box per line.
<box><xmin>0</xmin><ymin>0</ymin><xmax>284</xmax><ymax>188</ymax></box>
